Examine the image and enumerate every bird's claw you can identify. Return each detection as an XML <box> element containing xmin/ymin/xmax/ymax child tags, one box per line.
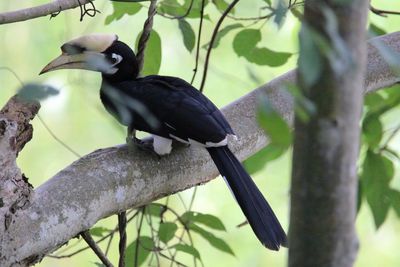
<box><xmin>127</xmin><ymin>137</ymin><xmax>161</xmax><ymax>159</ymax></box>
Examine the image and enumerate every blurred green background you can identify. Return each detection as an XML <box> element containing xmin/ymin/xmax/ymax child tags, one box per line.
<box><xmin>1</xmin><ymin>0</ymin><xmax>400</xmax><ymax>266</ymax></box>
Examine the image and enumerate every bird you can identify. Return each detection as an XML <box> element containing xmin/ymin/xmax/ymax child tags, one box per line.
<box><xmin>40</xmin><ymin>33</ymin><xmax>287</xmax><ymax>250</ymax></box>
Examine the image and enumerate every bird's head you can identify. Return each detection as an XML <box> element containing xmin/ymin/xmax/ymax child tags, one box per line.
<box><xmin>40</xmin><ymin>33</ymin><xmax>139</xmax><ymax>82</ymax></box>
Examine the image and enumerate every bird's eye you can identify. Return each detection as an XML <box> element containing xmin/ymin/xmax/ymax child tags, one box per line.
<box><xmin>110</xmin><ymin>53</ymin><xmax>123</xmax><ymax>65</ymax></box>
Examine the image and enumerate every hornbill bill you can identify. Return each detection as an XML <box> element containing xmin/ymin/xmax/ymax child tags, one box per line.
<box><xmin>40</xmin><ymin>34</ymin><xmax>287</xmax><ymax>250</ymax></box>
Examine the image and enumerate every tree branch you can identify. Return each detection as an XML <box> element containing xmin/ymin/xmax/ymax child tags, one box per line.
<box><xmin>0</xmin><ymin>32</ymin><xmax>399</xmax><ymax>266</ymax></box>
<box><xmin>81</xmin><ymin>230</ymin><xmax>114</xmax><ymax>267</ymax></box>
<box><xmin>0</xmin><ymin>0</ymin><xmax>95</xmax><ymax>25</ymax></box>
<box><xmin>199</xmin><ymin>0</ymin><xmax>240</xmax><ymax>92</ymax></box>
<box><xmin>370</xmin><ymin>5</ymin><xmax>400</xmax><ymax>17</ymax></box>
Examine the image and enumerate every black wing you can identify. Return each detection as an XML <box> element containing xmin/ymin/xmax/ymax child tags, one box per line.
<box><xmin>103</xmin><ymin>75</ymin><xmax>234</xmax><ymax>145</ymax></box>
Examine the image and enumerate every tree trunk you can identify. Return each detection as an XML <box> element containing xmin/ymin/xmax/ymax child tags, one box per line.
<box><xmin>289</xmin><ymin>1</ymin><xmax>369</xmax><ymax>267</ymax></box>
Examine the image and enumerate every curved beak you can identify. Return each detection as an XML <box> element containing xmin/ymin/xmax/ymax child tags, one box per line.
<box><xmin>39</xmin><ymin>52</ymin><xmax>117</xmax><ymax>75</ymax></box>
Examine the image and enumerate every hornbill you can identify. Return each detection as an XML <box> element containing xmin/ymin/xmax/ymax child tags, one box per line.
<box><xmin>40</xmin><ymin>34</ymin><xmax>287</xmax><ymax>250</ymax></box>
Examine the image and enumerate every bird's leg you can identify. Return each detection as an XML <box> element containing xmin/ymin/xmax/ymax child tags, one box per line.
<box><xmin>126</xmin><ymin>126</ymin><xmax>160</xmax><ymax>158</ymax></box>
<box><xmin>126</xmin><ymin>126</ymin><xmax>137</xmax><ymax>145</ymax></box>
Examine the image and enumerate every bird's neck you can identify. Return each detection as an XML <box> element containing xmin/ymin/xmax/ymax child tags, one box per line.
<box><xmin>101</xmin><ymin>71</ymin><xmax>138</xmax><ymax>84</ymax></box>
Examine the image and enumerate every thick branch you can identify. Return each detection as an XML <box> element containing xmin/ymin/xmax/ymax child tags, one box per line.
<box><xmin>0</xmin><ymin>32</ymin><xmax>399</xmax><ymax>266</ymax></box>
<box><xmin>0</xmin><ymin>0</ymin><xmax>94</xmax><ymax>25</ymax></box>
<box><xmin>0</xmin><ymin>96</ymin><xmax>40</xmax><ymax>266</ymax></box>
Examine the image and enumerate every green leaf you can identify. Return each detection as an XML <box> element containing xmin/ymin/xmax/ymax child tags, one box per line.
<box><xmin>181</xmin><ymin>212</ymin><xmax>226</xmax><ymax>231</ymax></box>
<box><xmin>290</xmin><ymin>7</ymin><xmax>303</xmax><ymax>20</ymax></box>
<box><xmin>257</xmin><ymin>97</ymin><xmax>292</xmax><ymax>147</ymax></box>
<box><xmin>263</xmin><ymin>0</ymin><xmax>272</xmax><ymax>6</ymax></box>
<box><xmin>145</xmin><ymin>203</ymin><xmax>166</xmax><ymax>217</ymax></box>
<box><xmin>212</xmin><ymin>0</ymin><xmax>233</xmax><ymax>13</ymax></box>
<box><xmin>158</xmin><ymin>222</ymin><xmax>178</xmax><ymax>243</ymax></box>
<box><xmin>125</xmin><ymin>236</ymin><xmax>154</xmax><ymax>266</ymax></box>
<box><xmin>18</xmin><ymin>84</ymin><xmax>59</xmax><ymax>102</ymax></box>
<box><xmin>285</xmin><ymin>84</ymin><xmax>316</xmax><ymax>122</ymax></box>
<box><xmin>273</xmin><ymin>0</ymin><xmax>287</xmax><ymax>26</ymax></box>
<box><xmin>135</xmin><ymin>30</ymin><xmax>162</xmax><ymax>75</ymax></box>
<box><xmin>184</xmin><ymin>0</ymin><xmax>210</xmax><ymax>19</ymax></box>
<box><xmin>243</xmin><ymin>144</ymin><xmax>286</xmax><ymax>174</ymax></box>
<box><xmin>105</xmin><ymin>2</ymin><xmax>142</xmax><ymax>25</ymax></box>
<box><xmin>158</xmin><ymin>0</ymin><xmax>209</xmax><ymax>18</ymax></box>
<box><xmin>203</xmin><ymin>23</ymin><xmax>243</xmax><ymax>49</ymax></box>
<box><xmin>368</xmin><ymin>23</ymin><xmax>387</xmax><ymax>37</ymax></box>
<box><xmin>364</xmin><ymin>92</ymin><xmax>385</xmax><ymax>111</ymax></box>
<box><xmin>362</xmin><ymin>116</ymin><xmax>383</xmax><ymax>149</ymax></box>
<box><xmin>158</xmin><ymin>0</ymin><xmax>186</xmax><ymax>17</ymax></box>
<box><xmin>189</xmin><ymin>223</ymin><xmax>234</xmax><ymax>255</ymax></box>
<box><xmin>178</xmin><ymin>19</ymin><xmax>196</xmax><ymax>52</ymax></box>
<box><xmin>298</xmin><ymin>24</ymin><xmax>323</xmax><ymax>88</ymax></box>
<box><xmin>90</xmin><ymin>227</ymin><xmax>110</xmax><ymax>237</ymax></box>
<box><xmin>361</xmin><ymin>150</ymin><xmax>394</xmax><ymax>228</ymax></box>
<box><xmin>389</xmin><ymin>189</ymin><xmax>400</xmax><ymax>218</ymax></box>
<box><xmin>173</xmin><ymin>244</ymin><xmax>202</xmax><ymax>260</ymax></box>
<box><xmin>357</xmin><ymin>179</ymin><xmax>363</xmax><ymax>213</ymax></box>
<box><xmin>233</xmin><ymin>29</ymin><xmax>291</xmax><ymax>67</ymax></box>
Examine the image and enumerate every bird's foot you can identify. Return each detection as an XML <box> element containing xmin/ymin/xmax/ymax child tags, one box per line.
<box><xmin>126</xmin><ymin>136</ymin><xmax>161</xmax><ymax>159</ymax></box>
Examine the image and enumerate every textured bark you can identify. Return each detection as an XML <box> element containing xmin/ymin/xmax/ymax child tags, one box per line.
<box><xmin>0</xmin><ymin>0</ymin><xmax>94</xmax><ymax>25</ymax></box>
<box><xmin>0</xmin><ymin>32</ymin><xmax>399</xmax><ymax>266</ymax></box>
<box><xmin>289</xmin><ymin>1</ymin><xmax>369</xmax><ymax>267</ymax></box>
<box><xmin>0</xmin><ymin>96</ymin><xmax>40</xmax><ymax>266</ymax></box>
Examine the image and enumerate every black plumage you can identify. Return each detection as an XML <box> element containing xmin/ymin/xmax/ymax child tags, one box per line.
<box><xmin>101</xmin><ymin>74</ymin><xmax>233</xmax><ymax>145</ymax></box>
<box><xmin>41</xmin><ymin>35</ymin><xmax>287</xmax><ymax>250</ymax></box>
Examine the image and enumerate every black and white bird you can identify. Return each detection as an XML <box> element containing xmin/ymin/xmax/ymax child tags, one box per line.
<box><xmin>40</xmin><ymin>34</ymin><xmax>287</xmax><ymax>250</ymax></box>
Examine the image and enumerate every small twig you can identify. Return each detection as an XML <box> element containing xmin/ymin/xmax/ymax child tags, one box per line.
<box><xmin>159</xmin><ymin>252</ymin><xmax>190</xmax><ymax>267</ymax></box>
<box><xmin>78</xmin><ymin>0</ymin><xmax>100</xmax><ymax>21</ymax></box>
<box><xmin>49</xmin><ymin>210</ymin><xmax>139</xmax><ymax>259</ymax></box>
<box><xmin>370</xmin><ymin>5</ymin><xmax>400</xmax><ymax>17</ymax></box>
<box><xmin>146</xmin><ymin>213</ymin><xmax>161</xmax><ymax>266</ymax></box>
<box><xmin>225</xmin><ymin>1</ymin><xmax>303</xmax><ymax>21</ymax></box>
<box><xmin>0</xmin><ymin>0</ymin><xmax>95</xmax><ymax>25</ymax></box>
<box><xmin>134</xmin><ymin>208</ymin><xmax>146</xmax><ymax>267</ymax></box>
<box><xmin>118</xmin><ymin>211</ymin><xmax>127</xmax><ymax>267</ymax></box>
<box><xmin>199</xmin><ymin>0</ymin><xmax>240</xmax><ymax>92</ymax></box>
<box><xmin>177</xmin><ymin>193</ymin><xmax>188</xmax><ymax>210</ymax></box>
<box><xmin>190</xmin><ymin>0</ymin><xmax>205</xmax><ymax>84</ymax></box>
<box><xmin>37</xmin><ymin>115</ymin><xmax>81</xmax><ymax>158</ymax></box>
<box><xmin>380</xmin><ymin>124</ymin><xmax>400</xmax><ymax>152</ymax></box>
<box><xmin>105</xmin><ymin>231</ymin><xmax>115</xmax><ymax>257</ymax></box>
<box><xmin>226</xmin><ymin>13</ymin><xmax>274</xmax><ymax>21</ymax></box>
<box><xmin>137</xmin><ymin>0</ymin><xmax>158</xmax><ymax>73</ymax></box>
<box><xmin>188</xmin><ymin>187</ymin><xmax>197</xmax><ymax>211</ymax></box>
<box><xmin>186</xmin><ymin>230</ymin><xmax>197</xmax><ymax>267</ymax></box>
<box><xmin>80</xmin><ymin>231</ymin><xmax>114</xmax><ymax>267</ymax></box>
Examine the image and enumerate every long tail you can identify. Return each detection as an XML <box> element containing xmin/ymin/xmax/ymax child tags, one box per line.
<box><xmin>207</xmin><ymin>146</ymin><xmax>287</xmax><ymax>250</ymax></box>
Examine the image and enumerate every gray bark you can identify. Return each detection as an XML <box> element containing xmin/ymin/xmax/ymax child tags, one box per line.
<box><xmin>289</xmin><ymin>1</ymin><xmax>369</xmax><ymax>267</ymax></box>
<box><xmin>0</xmin><ymin>32</ymin><xmax>399</xmax><ymax>266</ymax></box>
<box><xmin>0</xmin><ymin>0</ymin><xmax>94</xmax><ymax>25</ymax></box>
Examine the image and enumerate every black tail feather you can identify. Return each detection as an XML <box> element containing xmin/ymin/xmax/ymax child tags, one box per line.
<box><xmin>207</xmin><ymin>146</ymin><xmax>287</xmax><ymax>250</ymax></box>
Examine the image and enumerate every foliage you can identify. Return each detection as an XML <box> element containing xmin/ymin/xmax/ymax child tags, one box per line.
<box><xmin>360</xmin><ymin>85</ymin><xmax>400</xmax><ymax>229</ymax></box>
<box><xmin>3</xmin><ymin>0</ymin><xmax>400</xmax><ymax>266</ymax></box>
<box><xmin>233</xmin><ymin>29</ymin><xmax>291</xmax><ymax>67</ymax></box>
<box><xmin>135</xmin><ymin>30</ymin><xmax>162</xmax><ymax>75</ymax></box>
<box><xmin>105</xmin><ymin>0</ymin><xmax>294</xmax><ymax>77</ymax></box>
